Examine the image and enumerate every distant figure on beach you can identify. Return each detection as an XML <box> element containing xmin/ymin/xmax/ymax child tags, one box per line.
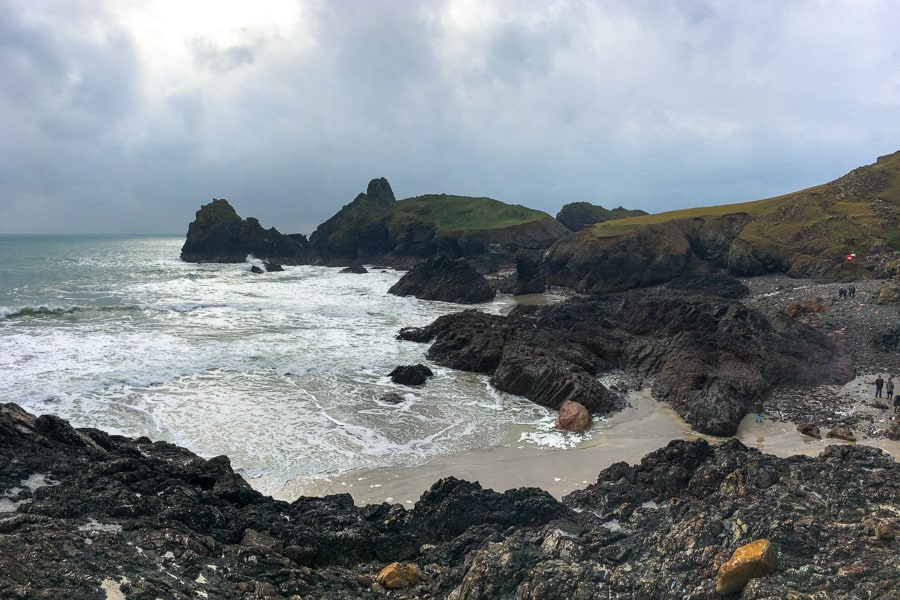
<box><xmin>849</xmin><ymin>285</ymin><xmax>856</xmax><ymax>298</ymax></box>
<box><xmin>754</xmin><ymin>400</ymin><xmax>764</xmax><ymax>423</ymax></box>
<box><xmin>887</xmin><ymin>376</ymin><xmax>895</xmax><ymax>401</ymax></box>
<box><xmin>545</xmin><ymin>280</ymin><xmax>551</xmax><ymax>293</ymax></box>
<box><xmin>839</xmin><ymin>287</ymin><xmax>846</xmax><ymax>299</ymax></box>
<box><xmin>894</xmin><ymin>392</ymin><xmax>900</xmax><ymax>414</ymax></box>
<box><xmin>875</xmin><ymin>375</ymin><xmax>885</xmax><ymax>398</ymax></box>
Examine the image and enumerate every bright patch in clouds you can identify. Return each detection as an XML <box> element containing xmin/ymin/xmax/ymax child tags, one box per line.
<box><xmin>0</xmin><ymin>0</ymin><xmax>898</xmax><ymax>234</ymax></box>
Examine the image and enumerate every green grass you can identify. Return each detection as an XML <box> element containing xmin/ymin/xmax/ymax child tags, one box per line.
<box><xmin>392</xmin><ymin>194</ymin><xmax>549</xmax><ymax>233</ymax></box>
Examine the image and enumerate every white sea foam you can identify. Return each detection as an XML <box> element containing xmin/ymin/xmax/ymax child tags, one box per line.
<box><xmin>0</xmin><ymin>236</ymin><xmax>581</xmax><ymax>495</ymax></box>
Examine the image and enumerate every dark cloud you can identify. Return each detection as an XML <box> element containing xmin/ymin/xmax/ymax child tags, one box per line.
<box><xmin>1</xmin><ymin>0</ymin><xmax>898</xmax><ymax>234</ymax></box>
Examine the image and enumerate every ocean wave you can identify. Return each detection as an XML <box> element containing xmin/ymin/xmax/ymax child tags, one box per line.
<box><xmin>0</xmin><ymin>303</ymin><xmax>233</xmax><ymax>319</ymax></box>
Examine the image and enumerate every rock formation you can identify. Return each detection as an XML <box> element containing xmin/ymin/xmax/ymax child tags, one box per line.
<box><xmin>399</xmin><ymin>287</ymin><xmax>853</xmax><ymax>436</ymax></box>
<box><xmin>180</xmin><ymin>199</ymin><xmax>308</xmax><ymax>264</ymax></box>
<box><xmin>388</xmin><ymin>364</ymin><xmax>434</xmax><ymax>386</ymax></box>
<box><xmin>555</xmin><ymin>201</ymin><xmax>647</xmax><ymax>231</ymax></box>
<box><xmin>388</xmin><ymin>256</ymin><xmax>496</xmax><ymax>304</ymax></box>
<box><xmin>2</xmin><ymin>403</ymin><xmax>898</xmax><ymax>599</ymax></box>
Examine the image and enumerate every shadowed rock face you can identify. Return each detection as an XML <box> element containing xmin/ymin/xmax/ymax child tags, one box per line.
<box><xmin>2</xmin><ymin>404</ymin><xmax>898</xmax><ymax>599</ymax></box>
<box><xmin>400</xmin><ymin>288</ymin><xmax>853</xmax><ymax>436</ymax></box>
<box><xmin>388</xmin><ymin>256</ymin><xmax>496</xmax><ymax>304</ymax></box>
<box><xmin>555</xmin><ymin>202</ymin><xmax>648</xmax><ymax>232</ymax></box>
<box><xmin>180</xmin><ymin>198</ymin><xmax>308</xmax><ymax>264</ymax></box>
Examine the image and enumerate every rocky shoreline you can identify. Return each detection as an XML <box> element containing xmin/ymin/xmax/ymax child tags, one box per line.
<box><xmin>2</xmin><ymin>274</ymin><xmax>899</xmax><ymax>598</ymax></box>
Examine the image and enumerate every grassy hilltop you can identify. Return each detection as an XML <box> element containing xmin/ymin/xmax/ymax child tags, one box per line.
<box><xmin>542</xmin><ymin>150</ymin><xmax>900</xmax><ymax>291</ymax></box>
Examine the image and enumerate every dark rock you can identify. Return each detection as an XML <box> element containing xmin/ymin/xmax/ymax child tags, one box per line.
<box><xmin>3</xmin><ymin>406</ymin><xmax>900</xmax><ymax>599</ymax></box>
<box><xmin>340</xmin><ymin>265</ymin><xmax>369</xmax><ymax>274</ymax></box>
<box><xmin>388</xmin><ymin>256</ymin><xmax>496</xmax><ymax>304</ymax></box>
<box><xmin>665</xmin><ymin>272</ymin><xmax>750</xmax><ymax>299</ymax></box>
<box><xmin>406</xmin><ymin>288</ymin><xmax>852</xmax><ymax>436</ymax></box>
<box><xmin>379</xmin><ymin>392</ymin><xmax>405</xmax><ymax>404</ymax></box>
<box><xmin>389</xmin><ymin>364</ymin><xmax>434</xmax><ymax>386</ymax></box>
<box><xmin>180</xmin><ymin>198</ymin><xmax>308</xmax><ymax>263</ymax></box>
<box><xmin>250</xmin><ymin>265</ymin><xmax>264</xmax><ymax>274</ymax></box>
<box><xmin>797</xmin><ymin>422</ymin><xmax>822</xmax><ymax>439</ymax></box>
<box><xmin>555</xmin><ymin>202</ymin><xmax>647</xmax><ymax>231</ymax></box>
<box><xmin>513</xmin><ymin>248</ymin><xmax>544</xmax><ymax>295</ymax></box>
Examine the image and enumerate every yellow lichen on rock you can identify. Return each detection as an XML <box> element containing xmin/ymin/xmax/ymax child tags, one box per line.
<box><xmin>716</xmin><ymin>539</ymin><xmax>777</xmax><ymax>595</ymax></box>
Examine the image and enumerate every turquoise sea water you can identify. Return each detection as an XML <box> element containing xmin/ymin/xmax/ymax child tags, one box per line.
<box><xmin>0</xmin><ymin>235</ymin><xmax>568</xmax><ymax>497</ymax></box>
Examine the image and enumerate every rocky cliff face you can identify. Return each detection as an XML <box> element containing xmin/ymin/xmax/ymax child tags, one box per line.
<box><xmin>2</xmin><ymin>403</ymin><xmax>896</xmax><ymax>599</ymax></box>
<box><xmin>542</xmin><ymin>151</ymin><xmax>900</xmax><ymax>291</ymax></box>
<box><xmin>180</xmin><ymin>199</ymin><xmax>308</xmax><ymax>263</ymax></box>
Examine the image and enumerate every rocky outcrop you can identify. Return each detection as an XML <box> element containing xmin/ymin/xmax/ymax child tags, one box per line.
<box><xmin>2</xmin><ymin>405</ymin><xmax>899</xmax><ymax>599</ymax></box>
<box><xmin>388</xmin><ymin>364</ymin><xmax>434</xmax><ymax>386</ymax></box>
<box><xmin>388</xmin><ymin>256</ymin><xmax>496</xmax><ymax>304</ymax></box>
<box><xmin>180</xmin><ymin>199</ymin><xmax>308</xmax><ymax>263</ymax></box>
<box><xmin>401</xmin><ymin>287</ymin><xmax>852</xmax><ymax>436</ymax></box>
<box><xmin>555</xmin><ymin>202</ymin><xmax>647</xmax><ymax>231</ymax></box>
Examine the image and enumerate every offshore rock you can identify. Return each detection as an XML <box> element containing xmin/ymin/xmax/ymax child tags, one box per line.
<box><xmin>3</xmin><ymin>406</ymin><xmax>900</xmax><ymax>599</ymax></box>
<box><xmin>388</xmin><ymin>256</ymin><xmax>496</xmax><ymax>304</ymax></box>
<box><xmin>389</xmin><ymin>364</ymin><xmax>434</xmax><ymax>386</ymax></box>
<box><xmin>408</xmin><ymin>287</ymin><xmax>851</xmax><ymax>436</ymax></box>
<box><xmin>180</xmin><ymin>198</ymin><xmax>308</xmax><ymax>263</ymax></box>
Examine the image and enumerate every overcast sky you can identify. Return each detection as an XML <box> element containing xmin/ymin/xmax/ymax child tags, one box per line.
<box><xmin>2</xmin><ymin>0</ymin><xmax>898</xmax><ymax>235</ymax></box>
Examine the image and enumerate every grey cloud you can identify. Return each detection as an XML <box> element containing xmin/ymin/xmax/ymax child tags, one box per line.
<box><xmin>191</xmin><ymin>37</ymin><xmax>257</xmax><ymax>73</ymax></box>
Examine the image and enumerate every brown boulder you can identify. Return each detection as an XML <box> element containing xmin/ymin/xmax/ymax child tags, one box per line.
<box><xmin>376</xmin><ymin>562</ymin><xmax>423</xmax><ymax>589</ymax></box>
<box><xmin>797</xmin><ymin>422</ymin><xmax>822</xmax><ymax>439</ymax></box>
<box><xmin>826</xmin><ymin>426</ymin><xmax>857</xmax><ymax>442</ymax></box>
<box><xmin>555</xmin><ymin>400</ymin><xmax>591</xmax><ymax>433</ymax></box>
<box><xmin>716</xmin><ymin>539</ymin><xmax>778</xmax><ymax>595</ymax></box>
<box><xmin>785</xmin><ymin>300</ymin><xmax>828</xmax><ymax>318</ymax></box>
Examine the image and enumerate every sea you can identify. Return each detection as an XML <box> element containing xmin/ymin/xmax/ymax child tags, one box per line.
<box><xmin>0</xmin><ymin>235</ymin><xmax>591</xmax><ymax>499</ymax></box>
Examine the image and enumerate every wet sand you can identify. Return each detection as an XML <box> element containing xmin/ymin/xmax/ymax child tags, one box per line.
<box><xmin>265</xmin><ymin>381</ymin><xmax>900</xmax><ymax>506</ymax></box>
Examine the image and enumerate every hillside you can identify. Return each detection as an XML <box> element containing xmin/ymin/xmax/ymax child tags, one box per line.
<box><xmin>541</xmin><ymin>151</ymin><xmax>900</xmax><ymax>292</ymax></box>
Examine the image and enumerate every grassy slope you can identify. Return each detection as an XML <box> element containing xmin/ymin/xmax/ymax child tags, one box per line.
<box><xmin>585</xmin><ymin>151</ymin><xmax>900</xmax><ymax>261</ymax></box>
<box><xmin>391</xmin><ymin>194</ymin><xmax>551</xmax><ymax>233</ymax></box>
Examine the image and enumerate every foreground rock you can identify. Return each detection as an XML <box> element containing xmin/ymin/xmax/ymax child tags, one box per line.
<box><xmin>388</xmin><ymin>256</ymin><xmax>495</xmax><ymax>304</ymax></box>
<box><xmin>2</xmin><ymin>404</ymin><xmax>898</xmax><ymax>599</ymax></box>
<box><xmin>401</xmin><ymin>287</ymin><xmax>852</xmax><ymax>436</ymax></box>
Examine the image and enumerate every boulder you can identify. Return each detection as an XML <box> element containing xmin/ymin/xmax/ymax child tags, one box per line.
<box><xmin>715</xmin><ymin>539</ymin><xmax>778</xmax><ymax>595</ymax></box>
<box><xmin>555</xmin><ymin>401</ymin><xmax>591</xmax><ymax>433</ymax></box>
<box><xmin>340</xmin><ymin>265</ymin><xmax>368</xmax><ymax>274</ymax></box>
<box><xmin>827</xmin><ymin>426</ymin><xmax>857</xmax><ymax>442</ymax></box>
<box><xmin>376</xmin><ymin>562</ymin><xmax>423</xmax><ymax>589</ymax></box>
<box><xmin>785</xmin><ymin>300</ymin><xmax>828</xmax><ymax>318</ymax></box>
<box><xmin>389</xmin><ymin>364</ymin><xmax>434</xmax><ymax>386</ymax></box>
<box><xmin>797</xmin><ymin>422</ymin><xmax>822</xmax><ymax>439</ymax></box>
<box><xmin>388</xmin><ymin>256</ymin><xmax>495</xmax><ymax>304</ymax></box>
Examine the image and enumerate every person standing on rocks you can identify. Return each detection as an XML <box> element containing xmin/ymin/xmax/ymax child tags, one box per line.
<box><xmin>887</xmin><ymin>376</ymin><xmax>895</xmax><ymax>402</ymax></box>
<box><xmin>875</xmin><ymin>375</ymin><xmax>885</xmax><ymax>398</ymax></box>
<box><xmin>754</xmin><ymin>400</ymin><xmax>765</xmax><ymax>423</ymax></box>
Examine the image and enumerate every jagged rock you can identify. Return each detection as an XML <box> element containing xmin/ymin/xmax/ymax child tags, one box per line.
<box><xmin>513</xmin><ymin>248</ymin><xmax>544</xmax><ymax>295</ymax></box>
<box><xmin>389</xmin><ymin>364</ymin><xmax>434</xmax><ymax>386</ymax></box>
<box><xmin>4</xmin><ymin>406</ymin><xmax>900</xmax><ymax>599</ymax></box>
<box><xmin>873</xmin><ymin>281</ymin><xmax>900</xmax><ymax>304</ymax></box>
<box><xmin>715</xmin><ymin>539</ymin><xmax>778</xmax><ymax>595</ymax></box>
<box><xmin>388</xmin><ymin>256</ymin><xmax>495</xmax><ymax>304</ymax></box>
<box><xmin>872</xmin><ymin>325</ymin><xmax>900</xmax><ymax>351</ymax></box>
<box><xmin>797</xmin><ymin>422</ymin><xmax>822</xmax><ymax>439</ymax></box>
<box><xmin>827</xmin><ymin>426</ymin><xmax>857</xmax><ymax>442</ymax></box>
<box><xmin>406</xmin><ymin>288</ymin><xmax>851</xmax><ymax>436</ymax></box>
<box><xmin>340</xmin><ymin>265</ymin><xmax>368</xmax><ymax>274</ymax></box>
<box><xmin>555</xmin><ymin>400</ymin><xmax>591</xmax><ymax>433</ymax></box>
<box><xmin>555</xmin><ymin>202</ymin><xmax>647</xmax><ymax>231</ymax></box>
<box><xmin>376</xmin><ymin>562</ymin><xmax>423</xmax><ymax>589</ymax></box>
<box><xmin>180</xmin><ymin>198</ymin><xmax>308</xmax><ymax>263</ymax></box>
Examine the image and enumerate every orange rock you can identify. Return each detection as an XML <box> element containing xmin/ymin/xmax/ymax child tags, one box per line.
<box><xmin>555</xmin><ymin>400</ymin><xmax>591</xmax><ymax>433</ymax></box>
<box><xmin>376</xmin><ymin>562</ymin><xmax>423</xmax><ymax>589</ymax></box>
<box><xmin>826</xmin><ymin>426</ymin><xmax>857</xmax><ymax>442</ymax></box>
<box><xmin>716</xmin><ymin>539</ymin><xmax>777</xmax><ymax>595</ymax></box>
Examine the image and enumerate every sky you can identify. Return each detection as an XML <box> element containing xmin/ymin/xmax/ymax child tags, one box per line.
<box><xmin>1</xmin><ymin>0</ymin><xmax>898</xmax><ymax>235</ymax></box>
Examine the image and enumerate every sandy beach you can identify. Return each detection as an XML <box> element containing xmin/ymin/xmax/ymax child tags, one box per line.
<box><xmin>260</xmin><ymin>277</ymin><xmax>900</xmax><ymax>507</ymax></box>
<box><xmin>268</xmin><ymin>378</ymin><xmax>900</xmax><ymax>506</ymax></box>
